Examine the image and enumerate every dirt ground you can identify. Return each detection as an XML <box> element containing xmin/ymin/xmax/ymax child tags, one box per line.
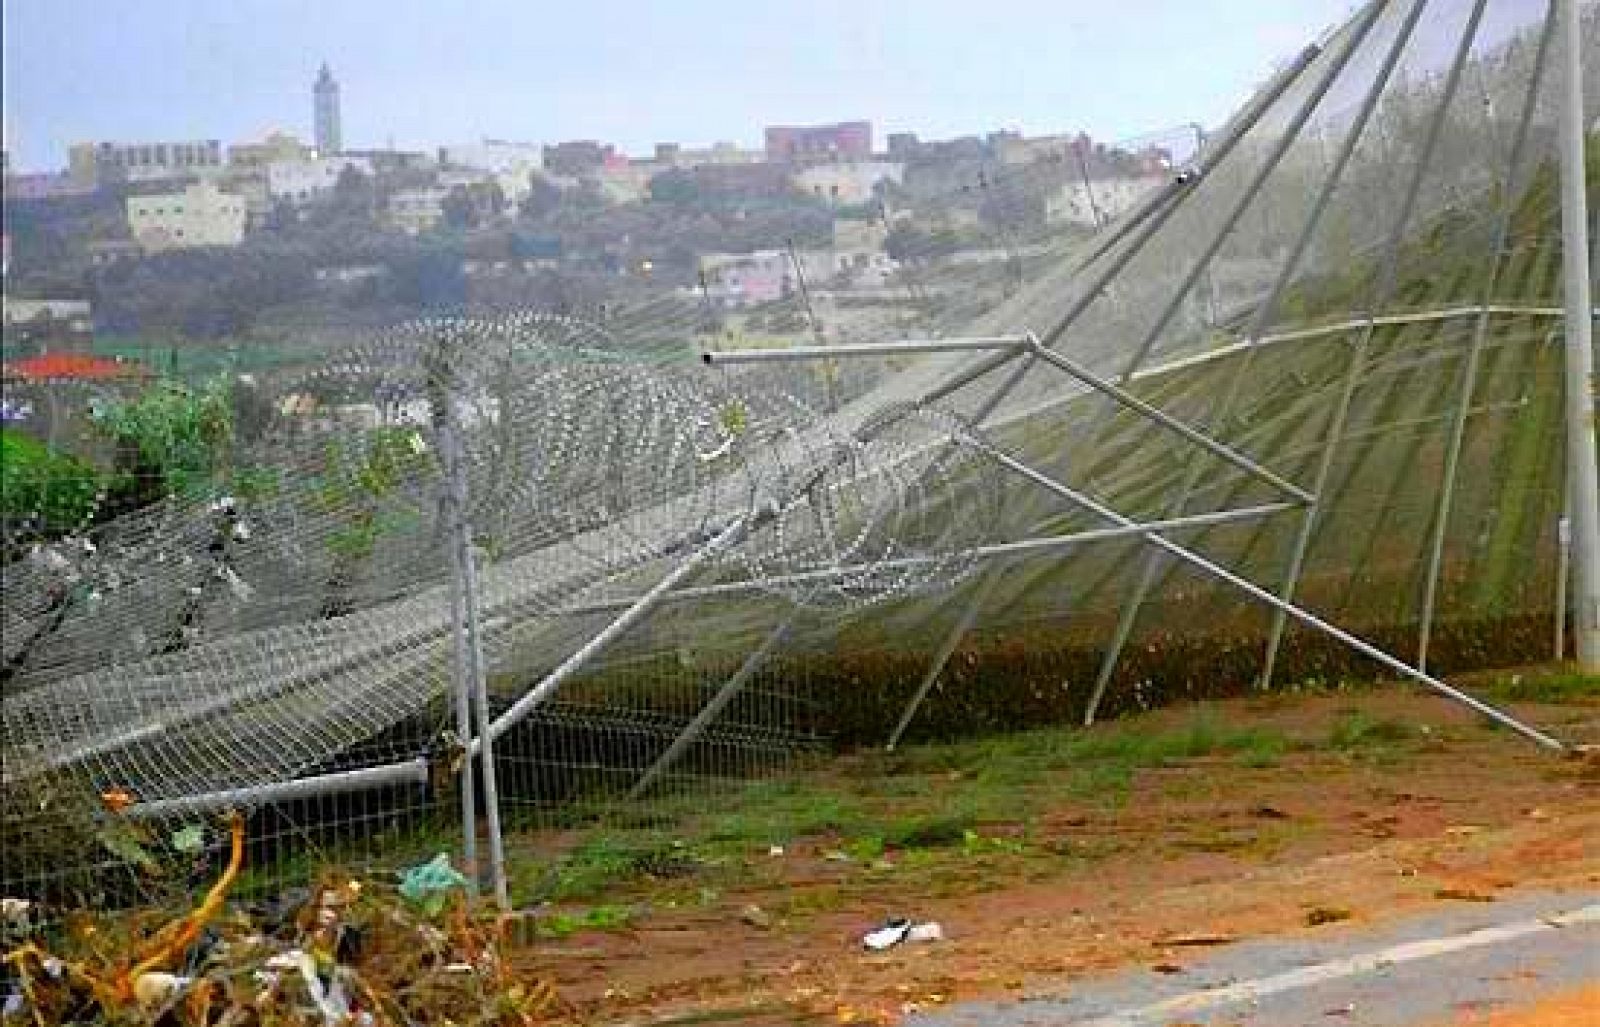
<box><xmin>514</xmin><ymin>686</ymin><xmax>1599</xmax><ymax>1025</ymax></box>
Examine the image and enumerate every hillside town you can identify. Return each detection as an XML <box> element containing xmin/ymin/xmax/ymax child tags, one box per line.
<box><xmin>1</xmin><ymin>62</ymin><xmax>1177</xmax><ymax>366</ymax></box>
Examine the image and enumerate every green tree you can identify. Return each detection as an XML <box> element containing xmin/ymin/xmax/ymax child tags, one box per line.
<box><xmin>91</xmin><ymin>378</ymin><xmax>234</xmax><ymax>510</ymax></box>
<box><xmin>330</xmin><ymin>164</ymin><xmax>378</xmax><ymax>221</ymax></box>
<box><xmin>518</xmin><ymin>174</ymin><xmax>563</xmax><ymax>220</ymax></box>
<box><xmin>648</xmin><ymin>169</ymin><xmax>700</xmax><ymax>205</ymax></box>
<box><xmin>441</xmin><ymin>186</ymin><xmax>477</xmax><ymax>230</ymax></box>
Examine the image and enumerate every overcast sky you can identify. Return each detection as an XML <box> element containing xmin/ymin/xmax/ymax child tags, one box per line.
<box><xmin>3</xmin><ymin>0</ymin><xmax>1359</xmax><ymax>172</ymax></box>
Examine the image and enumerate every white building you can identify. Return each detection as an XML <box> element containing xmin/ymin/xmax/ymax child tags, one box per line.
<box><xmin>655</xmin><ymin>141</ymin><xmax>765</xmax><ymax>167</ymax></box>
<box><xmin>388</xmin><ymin>187</ymin><xmax>450</xmax><ymax>234</ymax></box>
<box><xmin>3</xmin><ymin>298</ymin><xmax>93</xmax><ymax>334</ymax></box>
<box><xmin>266</xmin><ymin>156</ymin><xmax>372</xmax><ymax>204</ymax></box>
<box><xmin>699</xmin><ymin>250</ymin><xmax>791</xmax><ymax>306</ymax></box>
<box><xmin>126</xmin><ymin>182</ymin><xmax>247</xmax><ymax>250</ymax></box>
<box><xmin>1045</xmin><ymin>175</ymin><xmax>1165</xmax><ymax>227</ymax></box>
<box><xmin>439</xmin><ymin>140</ymin><xmax>544</xmax><ymax>174</ymax></box>
<box><xmin>593</xmin><ymin>164</ymin><xmax>654</xmax><ymax>204</ymax></box>
<box><xmin>791</xmin><ymin>161</ymin><xmax>904</xmax><ymax>205</ymax></box>
<box><xmin>493</xmin><ymin>162</ymin><xmax>540</xmax><ymax>210</ymax></box>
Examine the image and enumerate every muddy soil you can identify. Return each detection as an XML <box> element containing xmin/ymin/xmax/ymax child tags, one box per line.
<box><xmin>516</xmin><ymin>689</ymin><xmax>1599</xmax><ymax>1025</ymax></box>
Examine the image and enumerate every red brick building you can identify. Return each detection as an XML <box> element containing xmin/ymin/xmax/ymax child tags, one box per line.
<box><xmin>764</xmin><ymin>121</ymin><xmax>872</xmax><ymax>162</ymax></box>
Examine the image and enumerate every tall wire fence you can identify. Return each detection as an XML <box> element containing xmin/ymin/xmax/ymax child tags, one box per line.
<box><xmin>2</xmin><ymin>0</ymin><xmax>1597</xmax><ymax>912</ymax></box>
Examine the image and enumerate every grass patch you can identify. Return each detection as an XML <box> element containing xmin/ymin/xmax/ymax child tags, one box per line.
<box><xmin>1237</xmin><ymin>732</ymin><xmax>1289</xmax><ymax>768</ymax></box>
<box><xmin>1326</xmin><ymin>710</ymin><xmax>1417</xmax><ymax>750</ymax></box>
<box><xmin>538</xmin><ymin>904</ymin><xmax>635</xmax><ymax>938</ymax></box>
<box><xmin>1479</xmin><ymin>671</ymin><xmax>1600</xmax><ymax>704</ymax></box>
<box><xmin>884</xmin><ymin>811</ymin><xmax>976</xmax><ymax>850</ymax></box>
<box><xmin>519</xmin><ymin>835</ymin><xmax>707</xmax><ymax>903</ymax></box>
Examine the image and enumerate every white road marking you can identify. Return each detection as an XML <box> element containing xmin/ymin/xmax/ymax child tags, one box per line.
<box><xmin>1078</xmin><ymin>903</ymin><xmax>1600</xmax><ymax>1026</ymax></box>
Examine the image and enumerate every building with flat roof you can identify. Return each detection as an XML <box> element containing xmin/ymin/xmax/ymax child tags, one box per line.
<box><xmin>69</xmin><ymin>139</ymin><xmax>222</xmax><ymax>186</ymax></box>
<box><xmin>126</xmin><ymin>181</ymin><xmax>247</xmax><ymax>250</ymax></box>
<box><xmin>440</xmin><ymin>140</ymin><xmax>544</xmax><ymax>173</ymax></box>
<box><xmin>791</xmin><ymin>161</ymin><xmax>903</xmax><ymax>205</ymax></box>
<box><xmin>266</xmin><ymin>156</ymin><xmax>372</xmax><ymax>204</ymax></box>
<box><xmin>229</xmin><ymin>132</ymin><xmax>314</xmax><ymax>168</ymax></box>
<box><xmin>387</xmin><ymin>187</ymin><xmax>450</xmax><ymax>234</ymax></box>
<box><xmin>765</xmin><ymin>121</ymin><xmax>872</xmax><ymax>162</ymax></box>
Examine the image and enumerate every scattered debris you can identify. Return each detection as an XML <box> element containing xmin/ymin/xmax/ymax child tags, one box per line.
<box><xmin>2</xmin><ymin>816</ymin><xmax>561</xmax><ymax>1024</ymax></box>
<box><xmin>741</xmin><ymin>905</ymin><xmax>773</xmax><ymax>929</ymax></box>
<box><xmin>1249</xmin><ymin>805</ymin><xmax>1291</xmax><ymax>820</ymax></box>
<box><xmin>397</xmin><ymin>852</ymin><xmax>469</xmax><ymax>917</ymax></box>
<box><xmin>861</xmin><ymin>918</ymin><xmax>942</xmax><ymax>950</ymax></box>
<box><xmin>1151</xmin><ymin>962</ymin><xmax>1186</xmax><ymax>974</ymax></box>
<box><xmin>1156</xmin><ymin>931</ymin><xmax>1238</xmax><ymax>947</ymax></box>
<box><xmin>862</xmin><ymin>918</ymin><xmax>912</xmax><ymax>951</ymax></box>
<box><xmin>1</xmin><ymin>898</ymin><xmax>32</xmax><ymax>928</ymax></box>
<box><xmin>1433</xmin><ymin>887</ymin><xmax>1496</xmax><ymax>903</ymax></box>
<box><xmin>1305</xmin><ymin>906</ymin><xmax>1353</xmax><ymax>926</ymax></box>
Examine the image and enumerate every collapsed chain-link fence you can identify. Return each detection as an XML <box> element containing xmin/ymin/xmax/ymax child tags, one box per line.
<box><xmin>3</xmin><ymin>0</ymin><xmax>1597</xmax><ymax>909</ymax></box>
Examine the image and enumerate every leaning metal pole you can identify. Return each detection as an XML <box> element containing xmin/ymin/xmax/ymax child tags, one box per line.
<box><xmin>1080</xmin><ymin>0</ymin><xmax>1414</xmax><ymax>724</ymax></box>
<box><xmin>1113</xmin><ymin>0</ymin><xmax>1389</xmax><ymax>381</ymax></box>
<box><xmin>968</xmin><ymin>437</ymin><xmax>1568</xmax><ymax>751</ymax></box>
<box><xmin>484</xmin><ymin>516</ymin><xmax>752</xmax><ymax>743</ymax></box>
<box><xmin>1260</xmin><ymin>0</ymin><xmax>1491</xmax><ymax>687</ymax></box>
<box><xmin>886</xmin><ymin>571</ymin><xmax>1000</xmax><ymax>751</ymax></box>
<box><xmin>1415</xmin><ymin>3</ymin><xmax>1558</xmax><ymax>672</ymax></box>
<box><xmin>628</xmin><ymin>622</ymin><xmax>794</xmax><ymax>800</ymax></box>
<box><xmin>880</xmin><ymin>353</ymin><xmax>1040</xmax><ymax>748</ymax></box>
<box><xmin>1556</xmin><ymin>0</ymin><xmax>1600</xmax><ymax>668</ymax></box>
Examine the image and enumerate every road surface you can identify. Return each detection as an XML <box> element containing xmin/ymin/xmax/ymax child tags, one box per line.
<box><xmin>911</xmin><ymin>891</ymin><xmax>1599</xmax><ymax>1026</ymax></box>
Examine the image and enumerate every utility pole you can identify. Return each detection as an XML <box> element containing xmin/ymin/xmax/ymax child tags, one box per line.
<box><xmin>1556</xmin><ymin>0</ymin><xmax>1600</xmax><ymax>668</ymax></box>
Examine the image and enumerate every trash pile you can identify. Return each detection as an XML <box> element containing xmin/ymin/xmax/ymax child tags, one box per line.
<box><xmin>2</xmin><ymin>814</ymin><xmax>562</xmax><ymax>1025</ymax></box>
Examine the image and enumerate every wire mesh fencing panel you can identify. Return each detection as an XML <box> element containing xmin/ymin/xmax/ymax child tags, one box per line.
<box><xmin>3</xmin><ymin>0</ymin><xmax>1595</xmax><ymax>919</ymax></box>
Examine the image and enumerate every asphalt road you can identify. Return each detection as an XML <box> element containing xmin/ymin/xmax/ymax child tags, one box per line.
<box><xmin>910</xmin><ymin>891</ymin><xmax>1600</xmax><ymax>1026</ymax></box>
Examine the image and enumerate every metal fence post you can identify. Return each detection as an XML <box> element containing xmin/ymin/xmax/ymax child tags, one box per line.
<box><xmin>1555</xmin><ymin>0</ymin><xmax>1600</xmax><ymax>669</ymax></box>
<box><xmin>1260</xmin><ymin>0</ymin><xmax>1492</xmax><ymax>688</ymax></box>
<box><xmin>436</xmin><ymin>337</ymin><xmax>509</xmax><ymax>909</ymax></box>
<box><xmin>1415</xmin><ymin>4</ymin><xmax>1558</xmax><ymax>672</ymax></box>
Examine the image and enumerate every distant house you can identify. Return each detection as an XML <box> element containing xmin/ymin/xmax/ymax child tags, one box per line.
<box><xmin>699</xmin><ymin>251</ymin><xmax>791</xmax><ymax>306</ymax></box>
<box><xmin>765</xmin><ymin>121</ymin><xmax>872</xmax><ymax>162</ymax></box>
<box><xmin>543</xmin><ymin>140</ymin><xmax>617</xmax><ymax>177</ymax></box>
<box><xmin>2</xmin><ymin>172</ymin><xmax>97</xmax><ymax>201</ymax></box>
<box><xmin>342</xmin><ymin>148</ymin><xmax>437</xmax><ymax>174</ymax></box>
<box><xmin>387</xmin><ymin>187</ymin><xmax>450</xmax><ymax>234</ymax></box>
<box><xmin>69</xmin><ymin>139</ymin><xmax>222</xmax><ymax>187</ymax></box>
<box><xmin>653</xmin><ymin>141</ymin><xmax>765</xmax><ymax>168</ymax></box>
<box><xmin>1</xmin><ymin>352</ymin><xmax>152</xmax><ymax>448</ymax></box>
<box><xmin>228</xmin><ymin>132</ymin><xmax>314</xmax><ymax>168</ymax></box>
<box><xmin>438</xmin><ymin>140</ymin><xmax>544</xmax><ymax>174</ymax></box>
<box><xmin>791</xmin><ymin>161</ymin><xmax>904</xmax><ymax>205</ymax></box>
<box><xmin>1</xmin><ymin>353</ymin><xmax>149</xmax><ymax>385</ymax></box>
<box><xmin>265</xmin><ymin>156</ymin><xmax>371</xmax><ymax>204</ymax></box>
<box><xmin>2</xmin><ymin>299</ymin><xmax>95</xmax><ymax>353</ymax></box>
<box><xmin>126</xmin><ymin>182</ymin><xmax>247</xmax><ymax>251</ymax></box>
<box><xmin>593</xmin><ymin>164</ymin><xmax>653</xmax><ymax>204</ymax></box>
